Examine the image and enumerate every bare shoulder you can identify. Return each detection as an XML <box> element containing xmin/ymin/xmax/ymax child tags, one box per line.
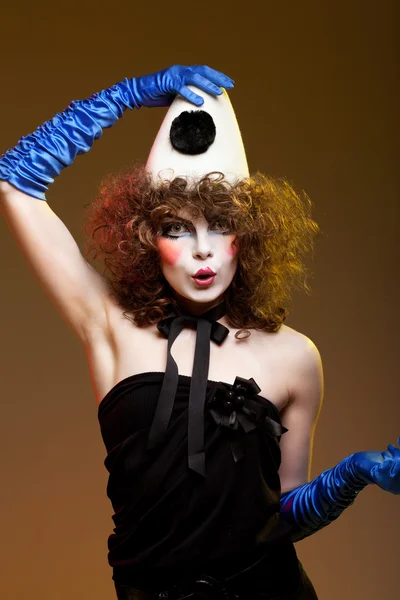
<box><xmin>275</xmin><ymin>323</ymin><xmax>324</xmax><ymax>403</ymax></box>
<box><xmin>262</xmin><ymin>323</ymin><xmax>323</xmax><ymax>389</ymax></box>
<box><xmin>275</xmin><ymin>323</ymin><xmax>322</xmax><ymax>362</ymax></box>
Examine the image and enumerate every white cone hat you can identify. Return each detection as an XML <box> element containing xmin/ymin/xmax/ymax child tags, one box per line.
<box><xmin>145</xmin><ymin>86</ymin><xmax>249</xmax><ymax>187</ymax></box>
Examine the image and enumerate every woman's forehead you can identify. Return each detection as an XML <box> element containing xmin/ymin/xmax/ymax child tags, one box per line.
<box><xmin>176</xmin><ymin>206</ymin><xmax>206</xmax><ymax>222</ymax></box>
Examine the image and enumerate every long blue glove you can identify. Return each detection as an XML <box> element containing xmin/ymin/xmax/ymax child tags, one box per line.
<box><xmin>280</xmin><ymin>438</ymin><xmax>400</xmax><ymax>542</ymax></box>
<box><xmin>0</xmin><ymin>64</ymin><xmax>234</xmax><ymax>201</ymax></box>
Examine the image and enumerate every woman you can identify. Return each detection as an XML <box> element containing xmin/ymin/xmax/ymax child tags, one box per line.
<box><xmin>0</xmin><ymin>64</ymin><xmax>399</xmax><ymax>600</ymax></box>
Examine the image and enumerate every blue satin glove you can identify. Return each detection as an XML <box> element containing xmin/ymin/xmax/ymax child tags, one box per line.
<box><xmin>280</xmin><ymin>437</ymin><xmax>400</xmax><ymax>543</ymax></box>
<box><xmin>0</xmin><ymin>64</ymin><xmax>234</xmax><ymax>200</ymax></box>
<box><xmin>127</xmin><ymin>64</ymin><xmax>235</xmax><ymax>108</ymax></box>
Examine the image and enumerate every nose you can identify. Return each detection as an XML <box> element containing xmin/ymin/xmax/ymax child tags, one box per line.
<box><xmin>192</xmin><ymin>230</ymin><xmax>214</xmax><ymax>259</ymax></box>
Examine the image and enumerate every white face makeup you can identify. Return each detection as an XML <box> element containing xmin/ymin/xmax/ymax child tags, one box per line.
<box><xmin>156</xmin><ymin>208</ymin><xmax>239</xmax><ymax>315</ymax></box>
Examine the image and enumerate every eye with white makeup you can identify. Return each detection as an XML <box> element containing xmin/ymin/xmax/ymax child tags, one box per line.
<box><xmin>160</xmin><ymin>220</ymin><xmax>232</xmax><ymax>240</ymax></box>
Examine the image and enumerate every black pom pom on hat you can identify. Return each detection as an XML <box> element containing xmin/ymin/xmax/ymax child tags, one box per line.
<box><xmin>169</xmin><ymin>110</ymin><xmax>216</xmax><ymax>155</ymax></box>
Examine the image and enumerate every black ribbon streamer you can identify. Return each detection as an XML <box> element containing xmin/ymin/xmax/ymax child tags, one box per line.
<box><xmin>147</xmin><ymin>300</ymin><xmax>229</xmax><ymax>477</ymax></box>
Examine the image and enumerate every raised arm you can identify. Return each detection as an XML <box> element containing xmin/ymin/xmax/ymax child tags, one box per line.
<box><xmin>0</xmin><ymin>65</ymin><xmax>234</xmax><ymax>345</ymax></box>
<box><xmin>0</xmin><ymin>181</ymin><xmax>111</xmax><ymax>344</ymax></box>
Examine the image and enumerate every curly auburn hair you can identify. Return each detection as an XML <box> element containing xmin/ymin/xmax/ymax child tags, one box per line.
<box><xmin>82</xmin><ymin>160</ymin><xmax>319</xmax><ymax>335</ymax></box>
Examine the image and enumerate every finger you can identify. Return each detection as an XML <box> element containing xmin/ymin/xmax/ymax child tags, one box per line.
<box><xmin>381</xmin><ymin>449</ymin><xmax>397</xmax><ymax>461</ymax></box>
<box><xmin>194</xmin><ymin>65</ymin><xmax>235</xmax><ymax>87</ymax></box>
<box><xmin>177</xmin><ymin>85</ymin><xmax>205</xmax><ymax>106</ymax></box>
<box><xmin>189</xmin><ymin>73</ymin><xmax>226</xmax><ymax>97</ymax></box>
<box><xmin>387</xmin><ymin>443</ymin><xmax>400</xmax><ymax>456</ymax></box>
<box><xmin>385</xmin><ymin>445</ymin><xmax>394</xmax><ymax>458</ymax></box>
<box><xmin>379</xmin><ymin>455</ymin><xmax>392</xmax><ymax>466</ymax></box>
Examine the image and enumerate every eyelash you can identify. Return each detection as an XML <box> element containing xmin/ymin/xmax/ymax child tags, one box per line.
<box><xmin>161</xmin><ymin>223</ymin><xmax>231</xmax><ymax>240</ymax></box>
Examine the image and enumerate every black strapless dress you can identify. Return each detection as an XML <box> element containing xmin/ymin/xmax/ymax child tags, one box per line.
<box><xmin>98</xmin><ymin>371</ymin><xmax>318</xmax><ymax>598</ymax></box>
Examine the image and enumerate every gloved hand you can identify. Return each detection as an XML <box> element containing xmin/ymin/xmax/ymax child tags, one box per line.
<box><xmin>351</xmin><ymin>440</ymin><xmax>400</xmax><ymax>493</ymax></box>
<box><xmin>279</xmin><ymin>437</ymin><xmax>400</xmax><ymax>543</ymax></box>
<box><xmin>0</xmin><ymin>64</ymin><xmax>234</xmax><ymax>200</ymax></box>
<box><xmin>128</xmin><ymin>64</ymin><xmax>235</xmax><ymax>108</ymax></box>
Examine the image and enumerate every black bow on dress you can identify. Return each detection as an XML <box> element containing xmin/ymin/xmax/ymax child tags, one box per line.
<box><xmin>207</xmin><ymin>375</ymin><xmax>288</xmax><ymax>464</ymax></box>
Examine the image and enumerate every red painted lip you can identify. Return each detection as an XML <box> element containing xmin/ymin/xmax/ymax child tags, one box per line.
<box><xmin>192</xmin><ymin>275</ymin><xmax>216</xmax><ymax>287</ymax></box>
<box><xmin>192</xmin><ymin>267</ymin><xmax>216</xmax><ymax>277</ymax></box>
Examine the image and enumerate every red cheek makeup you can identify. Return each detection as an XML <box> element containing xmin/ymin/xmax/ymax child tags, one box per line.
<box><xmin>227</xmin><ymin>235</ymin><xmax>238</xmax><ymax>257</ymax></box>
<box><xmin>157</xmin><ymin>238</ymin><xmax>181</xmax><ymax>266</ymax></box>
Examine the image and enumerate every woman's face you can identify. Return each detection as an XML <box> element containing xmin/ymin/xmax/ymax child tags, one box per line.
<box><xmin>156</xmin><ymin>207</ymin><xmax>239</xmax><ymax>315</ymax></box>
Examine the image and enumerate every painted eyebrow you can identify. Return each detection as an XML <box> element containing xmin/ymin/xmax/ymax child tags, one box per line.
<box><xmin>161</xmin><ymin>216</ymin><xmax>196</xmax><ymax>225</ymax></box>
<box><xmin>162</xmin><ymin>216</ymin><xmax>222</xmax><ymax>224</ymax></box>
<box><xmin>160</xmin><ymin>216</ymin><xmax>228</xmax><ymax>232</ymax></box>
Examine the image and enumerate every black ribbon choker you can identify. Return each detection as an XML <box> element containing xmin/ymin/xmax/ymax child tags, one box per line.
<box><xmin>147</xmin><ymin>300</ymin><xmax>287</xmax><ymax>478</ymax></box>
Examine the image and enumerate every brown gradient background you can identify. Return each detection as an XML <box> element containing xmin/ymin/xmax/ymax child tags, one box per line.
<box><xmin>0</xmin><ymin>1</ymin><xmax>399</xmax><ymax>599</ymax></box>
